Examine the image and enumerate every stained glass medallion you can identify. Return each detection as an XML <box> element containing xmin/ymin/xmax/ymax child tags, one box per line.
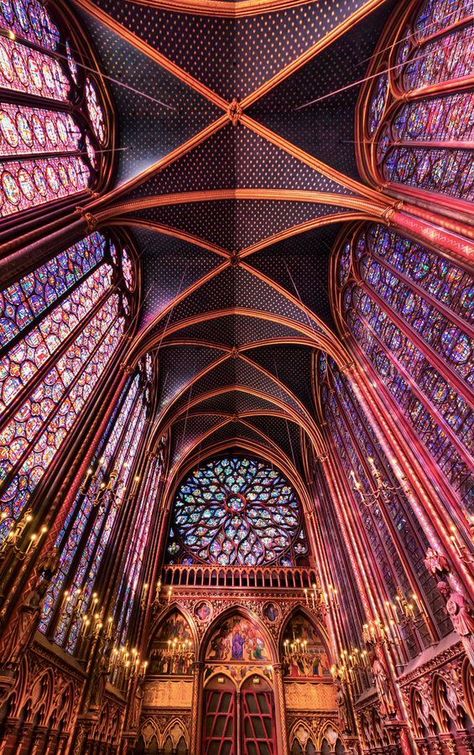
<box><xmin>167</xmin><ymin>456</ymin><xmax>308</xmax><ymax>567</ymax></box>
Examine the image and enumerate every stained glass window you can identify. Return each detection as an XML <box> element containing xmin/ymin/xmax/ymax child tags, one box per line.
<box><xmin>362</xmin><ymin>0</ymin><xmax>473</xmax><ymax>203</ymax></box>
<box><xmin>0</xmin><ymin>232</ymin><xmax>135</xmax><ymax>543</ymax></box>
<box><xmin>167</xmin><ymin>456</ymin><xmax>308</xmax><ymax>567</ymax></box>
<box><xmin>115</xmin><ymin>450</ymin><xmax>161</xmax><ymax>642</ymax></box>
<box><xmin>337</xmin><ymin>223</ymin><xmax>473</xmax><ymax>513</ymax></box>
<box><xmin>320</xmin><ymin>356</ymin><xmax>450</xmax><ymax>642</ymax></box>
<box><xmin>51</xmin><ymin>380</ymin><xmax>148</xmax><ymax>652</ymax></box>
<box><xmin>0</xmin><ymin>0</ymin><xmax>108</xmax><ymax>217</ymax></box>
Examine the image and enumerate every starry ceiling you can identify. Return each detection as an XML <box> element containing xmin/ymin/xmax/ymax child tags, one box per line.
<box><xmin>75</xmin><ymin>0</ymin><xmax>397</xmax><ymax>484</ymax></box>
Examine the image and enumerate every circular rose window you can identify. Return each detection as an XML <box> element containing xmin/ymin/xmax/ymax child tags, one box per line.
<box><xmin>167</xmin><ymin>456</ymin><xmax>308</xmax><ymax>567</ymax></box>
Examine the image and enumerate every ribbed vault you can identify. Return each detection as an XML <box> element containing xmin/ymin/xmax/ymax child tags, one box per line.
<box><xmin>73</xmin><ymin>0</ymin><xmax>399</xmax><ymax>481</ymax></box>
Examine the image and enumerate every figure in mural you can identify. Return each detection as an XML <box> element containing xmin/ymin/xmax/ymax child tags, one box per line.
<box><xmin>206</xmin><ymin>616</ymin><xmax>268</xmax><ymax>662</ymax></box>
<box><xmin>282</xmin><ymin>613</ymin><xmax>331</xmax><ymax>678</ymax></box>
<box><xmin>150</xmin><ymin>613</ymin><xmax>195</xmax><ymax>675</ymax></box>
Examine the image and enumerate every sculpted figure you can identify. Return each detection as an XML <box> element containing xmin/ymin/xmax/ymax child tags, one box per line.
<box><xmin>335</xmin><ymin>676</ymin><xmax>352</xmax><ymax>734</ymax></box>
<box><xmin>0</xmin><ymin>548</ymin><xmax>59</xmax><ymax>668</ymax></box>
<box><xmin>369</xmin><ymin>643</ymin><xmax>396</xmax><ymax>718</ymax></box>
<box><xmin>424</xmin><ymin>548</ymin><xmax>449</xmax><ymax>579</ymax></box>
<box><xmin>437</xmin><ymin>580</ymin><xmax>474</xmax><ymax>666</ymax></box>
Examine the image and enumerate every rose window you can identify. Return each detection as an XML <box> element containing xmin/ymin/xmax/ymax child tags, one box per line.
<box><xmin>167</xmin><ymin>456</ymin><xmax>308</xmax><ymax>567</ymax></box>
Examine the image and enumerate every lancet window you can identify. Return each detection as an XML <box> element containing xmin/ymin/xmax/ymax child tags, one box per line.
<box><xmin>0</xmin><ymin>231</ymin><xmax>135</xmax><ymax>547</ymax></box>
<box><xmin>360</xmin><ymin>0</ymin><xmax>473</xmax><ymax>205</ymax></box>
<box><xmin>336</xmin><ymin>223</ymin><xmax>473</xmax><ymax>515</ymax></box>
<box><xmin>319</xmin><ymin>355</ymin><xmax>450</xmax><ymax>648</ymax></box>
<box><xmin>0</xmin><ymin>0</ymin><xmax>109</xmax><ymax>217</ymax></box>
<box><xmin>39</xmin><ymin>356</ymin><xmax>151</xmax><ymax>652</ymax></box>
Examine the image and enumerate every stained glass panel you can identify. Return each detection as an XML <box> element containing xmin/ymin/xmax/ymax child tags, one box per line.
<box><xmin>39</xmin><ymin>375</ymin><xmax>142</xmax><ymax>633</ymax></box>
<box><xmin>338</xmin><ymin>224</ymin><xmax>474</xmax><ymax>511</ymax></box>
<box><xmin>0</xmin><ymin>0</ymin><xmax>108</xmax><ymax>213</ymax></box>
<box><xmin>168</xmin><ymin>456</ymin><xmax>307</xmax><ymax>567</ymax></box>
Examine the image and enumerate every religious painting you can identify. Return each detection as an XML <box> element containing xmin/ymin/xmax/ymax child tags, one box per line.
<box><xmin>195</xmin><ymin>601</ymin><xmax>212</xmax><ymax>622</ymax></box>
<box><xmin>206</xmin><ymin>615</ymin><xmax>268</xmax><ymax>663</ymax></box>
<box><xmin>263</xmin><ymin>602</ymin><xmax>279</xmax><ymax>622</ymax></box>
<box><xmin>150</xmin><ymin>612</ymin><xmax>195</xmax><ymax>675</ymax></box>
<box><xmin>282</xmin><ymin>613</ymin><xmax>331</xmax><ymax>678</ymax></box>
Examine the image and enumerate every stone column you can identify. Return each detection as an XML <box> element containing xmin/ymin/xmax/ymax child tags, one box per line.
<box><xmin>273</xmin><ymin>664</ymin><xmax>288</xmax><ymax>755</ymax></box>
<box><xmin>190</xmin><ymin>661</ymin><xmax>204</xmax><ymax>755</ymax></box>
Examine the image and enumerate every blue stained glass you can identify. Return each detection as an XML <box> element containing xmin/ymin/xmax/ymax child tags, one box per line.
<box><xmin>167</xmin><ymin>456</ymin><xmax>307</xmax><ymax>567</ymax></box>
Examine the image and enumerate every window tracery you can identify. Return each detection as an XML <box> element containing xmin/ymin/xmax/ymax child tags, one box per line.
<box><xmin>39</xmin><ymin>360</ymin><xmax>149</xmax><ymax>652</ymax></box>
<box><xmin>0</xmin><ymin>0</ymin><xmax>109</xmax><ymax>217</ymax></box>
<box><xmin>359</xmin><ymin>0</ymin><xmax>474</xmax><ymax>204</ymax></box>
<box><xmin>336</xmin><ymin>223</ymin><xmax>473</xmax><ymax>514</ymax></box>
<box><xmin>0</xmin><ymin>231</ymin><xmax>136</xmax><ymax>545</ymax></box>
<box><xmin>319</xmin><ymin>354</ymin><xmax>450</xmax><ymax>643</ymax></box>
<box><xmin>167</xmin><ymin>456</ymin><xmax>308</xmax><ymax>567</ymax></box>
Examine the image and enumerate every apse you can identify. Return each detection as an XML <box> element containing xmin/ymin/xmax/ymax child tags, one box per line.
<box><xmin>0</xmin><ymin>0</ymin><xmax>472</xmax><ymax>753</ymax></box>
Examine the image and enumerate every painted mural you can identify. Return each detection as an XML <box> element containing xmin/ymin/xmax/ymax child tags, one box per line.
<box><xmin>206</xmin><ymin>615</ymin><xmax>268</xmax><ymax>663</ymax></box>
<box><xmin>282</xmin><ymin>614</ymin><xmax>331</xmax><ymax>678</ymax></box>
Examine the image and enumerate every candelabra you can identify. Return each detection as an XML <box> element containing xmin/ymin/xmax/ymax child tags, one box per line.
<box><xmin>362</xmin><ymin>616</ymin><xmax>392</xmax><ymax>645</ymax></box>
<box><xmin>81</xmin><ymin>462</ymin><xmax>123</xmax><ymax>510</ymax></box>
<box><xmin>303</xmin><ymin>578</ymin><xmax>329</xmax><ymax>613</ymax></box>
<box><xmin>331</xmin><ymin>646</ymin><xmax>369</xmax><ymax>684</ymax></box>
<box><xmin>161</xmin><ymin>638</ymin><xmax>194</xmax><ymax>674</ymax></box>
<box><xmin>349</xmin><ymin>457</ymin><xmax>404</xmax><ymax>508</ymax></box>
<box><xmin>109</xmin><ymin>644</ymin><xmax>148</xmax><ymax>689</ymax></box>
<box><xmin>0</xmin><ymin>510</ymin><xmax>48</xmax><ymax>562</ymax></box>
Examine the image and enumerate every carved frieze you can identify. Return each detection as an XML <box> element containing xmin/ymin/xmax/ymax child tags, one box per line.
<box><xmin>143</xmin><ymin>678</ymin><xmax>193</xmax><ymax>708</ymax></box>
<box><xmin>284</xmin><ymin>681</ymin><xmax>337</xmax><ymax>711</ymax></box>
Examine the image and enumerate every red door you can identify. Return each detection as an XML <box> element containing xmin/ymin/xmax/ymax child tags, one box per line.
<box><xmin>241</xmin><ymin>678</ymin><xmax>277</xmax><ymax>755</ymax></box>
<box><xmin>203</xmin><ymin>675</ymin><xmax>277</xmax><ymax>755</ymax></box>
<box><xmin>203</xmin><ymin>677</ymin><xmax>237</xmax><ymax>755</ymax></box>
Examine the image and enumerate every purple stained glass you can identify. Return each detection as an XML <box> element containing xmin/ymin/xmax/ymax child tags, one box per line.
<box><xmin>0</xmin><ymin>232</ymin><xmax>107</xmax><ymax>348</ymax></box>
<box><xmin>339</xmin><ymin>225</ymin><xmax>473</xmax><ymax>510</ymax></box>
<box><xmin>368</xmin><ymin>72</ymin><xmax>388</xmax><ymax>136</ymax></box>
<box><xmin>168</xmin><ymin>456</ymin><xmax>307</xmax><ymax>567</ymax></box>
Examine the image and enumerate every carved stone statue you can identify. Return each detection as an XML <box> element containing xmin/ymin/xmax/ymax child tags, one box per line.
<box><xmin>334</xmin><ymin>676</ymin><xmax>352</xmax><ymax>734</ymax></box>
<box><xmin>369</xmin><ymin>644</ymin><xmax>397</xmax><ymax>719</ymax></box>
<box><xmin>0</xmin><ymin>548</ymin><xmax>60</xmax><ymax>668</ymax></box>
<box><xmin>424</xmin><ymin>548</ymin><xmax>450</xmax><ymax>579</ymax></box>
<box><xmin>437</xmin><ymin>580</ymin><xmax>474</xmax><ymax>666</ymax></box>
<box><xmin>129</xmin><ymin>681</ymin><xmax>144</xmax><ymax>730</ymax></box>
<box><xmin>88</xmin><ymin>648</ymin><xmax>110</xmax><ymax>710</ymax></box>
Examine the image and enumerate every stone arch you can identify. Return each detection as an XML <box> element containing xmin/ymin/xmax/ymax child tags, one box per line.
<box><xmin>148</xmin><ymin>605</ymin><xmax>197</xmax><ymax>676</ymax></box>
<box><xmin>162</xmin><ymin>717</ymin><xmax>189</xmax><ymax>751</ymax></box>
<box><xmin>289</xmin><ymin>719</ymin><xmax>315</xmax><ymax>753</ymax></box>
<box><xmin>318</xmin><ymin>720</ymin><xmax>342</xmax><ymax>750</ymax></box>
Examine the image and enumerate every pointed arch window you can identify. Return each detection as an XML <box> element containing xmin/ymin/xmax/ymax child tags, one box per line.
<box><xmin>335</xmin><ymin>223</ymin><xmax>473</xmax><ymax>515</ymax></box>
<box><xmin>0</xmin><ymin>0</ymin><xmax>110</xmax><ymax>217</ymax></box>
<box><xmin>319</xmin><ymin>355</ymin><xmax>450</xmax><ymax>645</ymax></box>
<box><xmin>38</xmin><ymin>360</ymin><xmax>150</xmax><ymax>652</ymax></box>
<box><xmin>0</xmin><ymin>231</ymin><xmax>136</xmax><ymax>545</ymax></box>
<box><xmin>358</xmin><ymin>0</ymin><xmax>473</xmax><ymax>206</ymax></box>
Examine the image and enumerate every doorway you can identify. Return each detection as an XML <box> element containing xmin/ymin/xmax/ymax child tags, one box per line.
<box><xmin>203</xmin><ymin>675</ymin><xmax>277</xmax><ymax>755</ymax></box>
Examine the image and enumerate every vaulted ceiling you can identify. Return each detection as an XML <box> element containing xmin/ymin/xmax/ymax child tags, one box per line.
<box><xmin>76</xmin><ymin>0</ymin><xmax>397</xmax><ymax>483</ymax></box>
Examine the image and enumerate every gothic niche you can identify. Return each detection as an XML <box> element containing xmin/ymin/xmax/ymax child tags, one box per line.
<box><xmin>149</xmin><ymin>611</ymin><xmax>195</xmax><ymax>676</ymax></box>
<box><xmin>282</xmin><ymin>612</ymin><xmax>331</xmax><ymax>679</ymax></box>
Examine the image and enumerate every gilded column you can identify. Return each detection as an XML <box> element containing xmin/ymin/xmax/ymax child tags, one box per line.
<box><xmin>273</xmin><ymin>664</ymin><xmax>288</xmax><ymax>755</ymax></box>
<box><xmin>190</xmin><ymin>661</ymin><xmax>204</xmax><ymax>755</ymax></box>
